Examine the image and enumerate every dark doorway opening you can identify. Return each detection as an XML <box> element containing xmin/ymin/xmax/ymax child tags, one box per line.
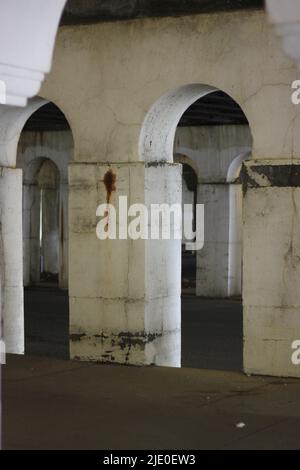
<box><xmin>176</xmin><ymin>90</ymin><xmax>250</xmax><ymax>372</ymax></box>
<box><xmin>16</xmin><ymin>100</ymin><xmax>73</xmax><ymax>360</ymax></box>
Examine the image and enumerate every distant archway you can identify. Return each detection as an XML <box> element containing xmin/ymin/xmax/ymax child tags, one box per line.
<box><xmin>22</xmin><ymin>158</ymin><xmax>60</xmax><ymax>286</ymax></box>
<box><xmin>1</xmin><ymin>98</ymin><xmax>73</xmax><ymax>357</ymax></box>
<box><xmin>139</xmin><ymin>84</ymin><xmax>252</xmax><ymax>370</ymax></box>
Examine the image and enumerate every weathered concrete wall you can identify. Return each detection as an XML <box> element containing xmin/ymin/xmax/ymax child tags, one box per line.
<box><xmin>26</xmin><ymin>9</ymin><xmax>300</xmax><ymax>375</ymax></box>
<box><xmin>41</xmin><ymin>11</ymin><xmax>299</xmax><ymax>163</ymax></box>
<box><xmin>17</xmin><ymin>131</ymin><xmax>72</xmax><ymax>288</ymax></box>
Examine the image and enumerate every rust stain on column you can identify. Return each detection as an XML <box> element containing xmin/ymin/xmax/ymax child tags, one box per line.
<box><xmin>102</xmin><ymin>169</ymin><xmax>117</xmax><ymax>232</ymax></box>
<box><xmin>103</xmin><ymin>169</ymin><xmax>117</xmax><ymax>203</ymax></box>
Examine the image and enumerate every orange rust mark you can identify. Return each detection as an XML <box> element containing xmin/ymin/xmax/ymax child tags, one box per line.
<box><xmin>102</xmin><ymin>169</ymin><xmax>117</xmax><ymax>232</ymax></box>
<box><xmin>103</xmin><ymin>169</ymin><xmax>117</xmax><ymax>204</ymax></box>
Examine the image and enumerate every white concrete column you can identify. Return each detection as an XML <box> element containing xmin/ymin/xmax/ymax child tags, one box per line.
<box><xmin>41</xmin><ymin>187</ymin><xmax>59</xmax><ymax>276</ymax></box>
<box><xmin>23</xmin><ymin>182</ymin><xmax>40</xmax><ymax>285</ymax></box>
<box><xmin>0</xmin><ymin>167</ymin><xmax>24</xmax><ymax>354</ymax></box>
<box><xmin>196</xmin><ymin>183</ymin><xmax>230</xmax><ymax>298</ymax></box>
<box><xmin>228</xmin><ymin>183</ymin><xmax>243</xmax><ymax>297</ymax></box>
<box><xmin>243</xmin><ymin>161</ymin><xmax>300</xmax><ymax>378</ymax></box>
<box><xmin>181</xmin><ymin>177</ymin><xmax>195</xmax><ymax>245</ymax></box>
<box><xmin>144</xmin><ymin>163</ymin><xmax>182</xmax><ymax>367</ymax></box>
<box><xmin>69</xmin><ymin>161</ymin><xmax>181</xmax><ymax>367</ymax></box>
<box><xmin>59</xmin><ymin>182</ymin><xmax>69</xmax><ymax>289</ymax></box>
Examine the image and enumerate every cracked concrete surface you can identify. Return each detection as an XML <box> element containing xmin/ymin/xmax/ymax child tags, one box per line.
<box><xmin>3</xmin><ymin>354</ymin><xmax>300</xmax><ymax>450</ymax></box>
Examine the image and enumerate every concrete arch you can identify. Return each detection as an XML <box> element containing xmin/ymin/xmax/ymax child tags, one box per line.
<box><xmin>139</xmin><ymin>84</ymin><xmax>253</xmax><ymax>169</ymax></box>
<box><xmin>23</xmin><ymin>156</ymin><xmax>51</xmax><ymax>183</ymax></box>
<box><xmin>2</xmin><ymin>98</ymin><xmax>73</xmax><ymax>354</ymax></box>
<box><xmin>227</xmin><ymin>152</ymin><xmax>251</xmax><ymax>297</ymax></box>
<box><xmin>18</xmin><ymin>109</ymin><xmax>72</xmax><ymax>290</ymax></box>
<box><xmin>18</xmin><ymin>132</ymin><xmax>73</xmax><ymax>184</ymax></box>
<box><xmin>138</xmin><ymin>83</ymin><xmax>253</xmax><ymax>367</ymax></box>
<box><xmin>0</xmin><ymin>96</ymin><xmax>74</xmax><ymax>168</ymax></box>
<box><xmin>227</xmin><ymin>151</ymin><xmax>251</xmax><ymax>183</ymax></box>
<box><xmin>0</xmin><ymin>97</ymin><xmax>48</xmax><ymax>167</ymax></box>
<box><xmin>139</xmin><ymin>84</ymin><xmax>217</xmax><ymax>163</ymax></box>
<box><xmin>174</xmin><ymin>153</ymin><xmax>200</xmax><ymax>181</ymax></box>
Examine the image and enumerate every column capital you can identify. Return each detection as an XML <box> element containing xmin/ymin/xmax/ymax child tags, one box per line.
<box><xmin>0</xmin><ymin>0</ymin><xmax>66</xmax><ymax>107</ymax></box>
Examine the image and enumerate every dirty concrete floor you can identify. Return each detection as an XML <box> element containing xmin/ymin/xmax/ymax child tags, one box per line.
<box><xmin>24</xmin><ymin>287</ymin><xmax>69</xmax><ymax>360</ymax></box>
<box><xmin>3</xmin><ymin>354</ymin><xmax>300</xmax><ymax>450</ymax></box>
<box><xmin>181</xmin><ymin>296</ymin><xmax>242</xmax><ymax>371</ymax></box>
<box><xmin>7</xmin><ymin>287</ymin><xmax>291</xmax><ymax>450</ymax></box>
<box><xmin>24</xmin><ymin>287</ymin><xmax>243</xmax><ymax>371</ymax></box>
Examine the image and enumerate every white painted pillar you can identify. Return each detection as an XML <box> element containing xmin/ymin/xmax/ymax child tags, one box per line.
<box><xmin>41</xmin><ymin>187</ymin><xmax>59</xmax><ymax>276</ymax></box>
<box><xmin>228</xmin><ymin>183</ymin><xmax>243</xmax><ymax>297</ymax></box>
<box><xmin>23</xmin><ymin>181</ymin><xmax>41</xmax><ymax>285</ymax></box>
<box><xmin>144</xmin><ymin>163</ymin><xmax>182</xmax><ymax>367</ymax></box>
<box><xmin>0</xmin><ymin>168</ymin><xmax>24</xmax><ymax>354</ymax></box>
<box><xmin>243</xmin><ymin>161</ymin><xmax>300</xmax><ymax>378</ymax></box>
<box><xmin>196</xmin><ymin>183</ymin><xmax>230</xmax><ymax>298</ymax></box>
<box><xmin>69</xmin><ymin>161</ymin><xmax>182</xmax><ymax>367</ymax></box>
<box><xmin>181</xmin><ymin>177</ymin><xmax>195</xmax><ymax>245</ymax></box>
<box><xmin>59</xmin><ymin>182</ymin><xmax>69</xmax><ymax>288</ymax></box>
<box><xmin>22</xmin><ymin>182</ymin><xmax>32</xmax><ymax>286</ymax></box>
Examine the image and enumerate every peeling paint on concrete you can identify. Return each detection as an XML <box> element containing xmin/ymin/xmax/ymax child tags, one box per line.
<box><xmin>70</xmin><ymin>330</ymin><xmax>163</xmax><ymax>365</ymax></box>
<box><xmin>69</xmin><ymin>333</ymin><xmax>86</xmax><ymax>341</ymax></box>
<box><xmin>241</xmin><ymin>164</ymin><xmax>300</xmax><ymax>193</ymax></box>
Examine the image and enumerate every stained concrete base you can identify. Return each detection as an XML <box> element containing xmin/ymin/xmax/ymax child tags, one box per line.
<box><xmin>3</xmin><ymin>354</ymin><xmax>300</xmax><ymax>450</ymax></box>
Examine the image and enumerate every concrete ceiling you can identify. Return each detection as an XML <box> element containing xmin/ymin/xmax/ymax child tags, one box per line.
<box><xmin>23</xmin><ymin>103</ymin><xmax>71</xmax><ymax>132</ymax></box>
<box><xmin>178</xmin><ymin>91</ymin><xmax>248</xmax><ymax>127</ymax></box>
<box><xmin>61</xmin><ymin>0</ymin><xmax>264</xmax><ymax>25</ymax></box>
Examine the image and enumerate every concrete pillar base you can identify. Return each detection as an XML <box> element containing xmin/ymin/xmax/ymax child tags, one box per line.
<box><xmin>69</xmin><ymin>161</ymin><xmax>182</xmax><ymax>366</ymax></box>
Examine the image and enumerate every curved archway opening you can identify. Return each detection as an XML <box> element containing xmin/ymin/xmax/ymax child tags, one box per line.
<box><xmin>140</xmin><ymin>85</ymin><xmax>252</xmax><ymax>371</ymax></box>
<box><xmin>15</xmin><ymin>99</ymin><xmax>73</xmax><ymax>359</ymax></box>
